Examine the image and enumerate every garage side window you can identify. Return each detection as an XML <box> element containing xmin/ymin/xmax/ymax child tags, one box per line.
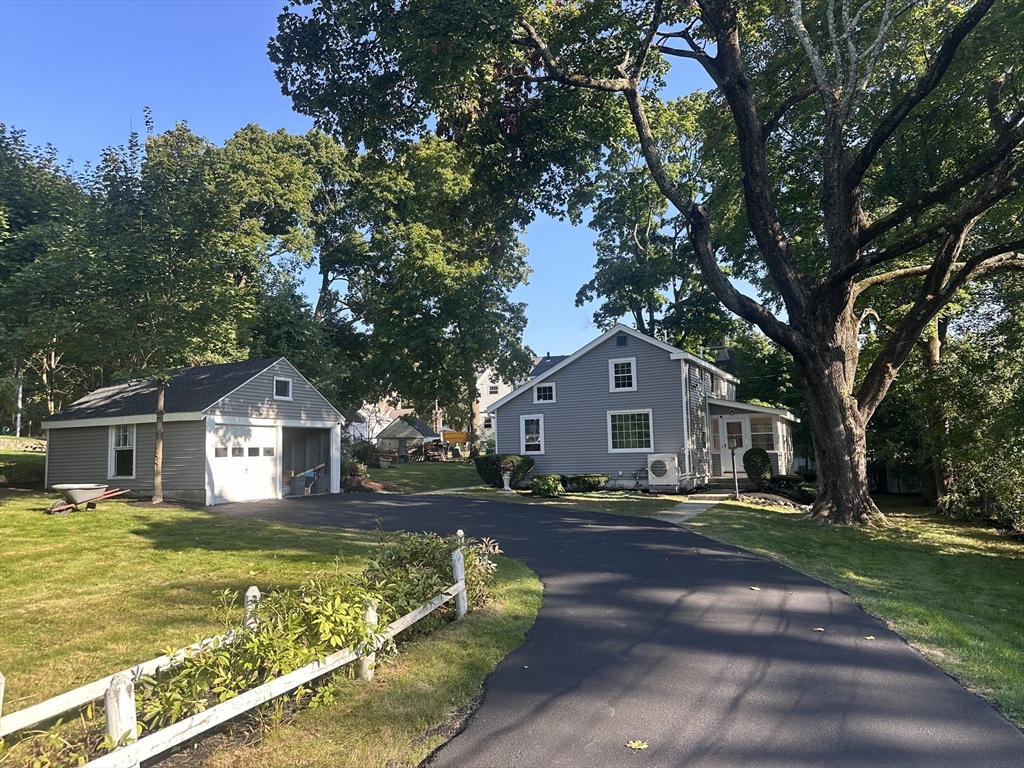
<box><xmin>109</xmin><ymin>424</ymin><xmax>136</xmax><ymax>479</ymax></box>
<box><xmin>274</xmin><ymin>377</ymin><xmax>293</xmax><ymax>401</ymax></box>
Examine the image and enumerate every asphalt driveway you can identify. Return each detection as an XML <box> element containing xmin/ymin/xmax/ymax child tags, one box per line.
<box><xmin>217</xmin><ymin>493</ymin><xmax>1024</xmax><ymax>767</ymax></box>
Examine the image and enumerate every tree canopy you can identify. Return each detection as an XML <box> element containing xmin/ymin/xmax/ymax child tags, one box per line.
<box><xmin>270</xmin><ymin>0</ymin><xmax>1023</xmax><ymax>524</ymax></box>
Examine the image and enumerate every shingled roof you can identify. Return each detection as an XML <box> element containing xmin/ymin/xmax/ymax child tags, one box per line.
<box><xmin>45</xmin><ymin>358</ymin><xmax>282</xmax><ymax>422</ymax></box>
<box><xmin>377</xmin><ymin>417</ymin><xmax>440</xmax><ymax>440</ymax></box>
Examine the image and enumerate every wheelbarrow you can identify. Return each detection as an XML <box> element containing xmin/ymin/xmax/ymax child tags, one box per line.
<box><xmin>47</xmin><ymin>484</ymin><xmax>131</xmax><ymax>514</ymax></box>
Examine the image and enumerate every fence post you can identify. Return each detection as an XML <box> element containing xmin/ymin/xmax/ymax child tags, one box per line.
<box><xmin>105</xmin><ymin>673</ymin><xmax>139</xmax><ymax>767</ymax></box>
<box><xmin>452</xmin><ymin>549</ymin><xmax>468</xmax><ymax>619</ymax></box>
<box><xmin>244</xmin><ymin>586</ymin><xmax>261</xmax><ymax>632</ymax></box>
<box><xmin>0</xmin><ymin>670</ymin><xmax>6</xmax><ymax>731</ymax></box>
<box><xmin>358</xmin><ymin>603</ymin><xmax>378</xmax><ymax>682</ymax></box>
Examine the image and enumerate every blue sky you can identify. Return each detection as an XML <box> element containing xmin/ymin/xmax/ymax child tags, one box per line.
<box><xmin>0</xmin><ymin>0</ymin><xmax>716</xmax><ymax>356</ymax></box>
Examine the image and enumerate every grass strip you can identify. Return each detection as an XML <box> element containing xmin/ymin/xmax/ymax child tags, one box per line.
<box><xmin>448</xmin><ymin>486</ymin><xmax>684</xmax><ymax>517</ymax></box>
<box><xmin>365</xmin><ymin>462</ymin><xmax>485</xmax><ymax>494</ymax></box>
<box><xmin>684</xmin><ymin>496</ymin><xmax>1024</xmax><ymax>726</ymax></box>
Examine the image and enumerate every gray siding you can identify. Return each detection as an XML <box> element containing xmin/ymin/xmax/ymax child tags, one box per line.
<box><xmin>47</xmin><ymin>420</ymin><xmax>206</xmax><ymax>494</ymax></box>
<box><xmin>207</xmin><ymin>359</ymin><xmax>340</xmax><ymax>423</ymax></box>
<box><xmin>47</xmin><ymin>426</ymin><xmax>109</xmax><ymax>487</ymax></box>
<box><xmin>495</xmin><ymin>335</ymin><xmax>686</xmax><ymax>481</ymax></box>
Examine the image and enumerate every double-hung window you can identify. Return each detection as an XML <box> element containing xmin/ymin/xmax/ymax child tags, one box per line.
<box><xmin>488</xmin><ymin>384</ymin><xmax>499</xmax><ymax>395</ymax></box>
<box><xmin>750</xmin><ymin>416</ymin><xmax>775</xmax><ymax>450</ymax></box>
<box><xmin>608</xmin><ymin>358</ymin><xmax>637</xmax><ymax>392</ymax></box>
<box><xmin>534</xmin><ymin>383</ymin><xmax>555</xmax><ymax>403</ymax></box>
<box><xmin>521</xmin><ymin>414</ymin><xmax>545</xmax><ymax>454</ymax></box>
<box><xmin>607</xmin><ymin>410</ymin><xmax>653</xmax><ymax>452</ymax></box>
<box><xmin>109</xmin><ymin>424</ymin><xmax>136</xmax><ymax>479</ymax></box>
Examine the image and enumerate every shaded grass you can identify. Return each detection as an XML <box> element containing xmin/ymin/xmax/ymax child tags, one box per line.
<box><xmin>0</xmin><ymin>449</ymin><xmax>45</xmax><ymax>489</ymax></box>
<box><xmin>685</xmin><ymin>496</ymin><xmax>1024</xmax><ymax>726</ymax></box>
<box><xmin>0</xmin><ymin>489</ymin><xmax>379</xmax><ymax>710</ymax></box>
<box><xmin>205</xmin><ymin>556</ymin><xmax>543</xmax><ymax>768</ymax></box>
<box><xmin>365</xmin><ymin>462</ymin><xmax>485</xmax><ymax>494</ymax></box>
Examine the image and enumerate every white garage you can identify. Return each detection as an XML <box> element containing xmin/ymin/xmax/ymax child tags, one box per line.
<box><xmin>44</xmin><ymin>358</ymin><xmax>344</xmax><ymax>506</ymax></box>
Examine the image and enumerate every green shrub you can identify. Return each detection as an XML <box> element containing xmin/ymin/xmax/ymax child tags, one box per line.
<box><xmin>769</xmin><ymin>474</ymin><xmax>804</xmax><ymax>489</ymax></box>
<box><xmin>530</xmin><ymin>475</ymin><xmax>564</xmax><ymax>497</ymax></box>
<box><xmin>743</xmin><ymin>448</ymin><xmax>773</xmax><ymax>490</ymax></box>
<box><xmin>352</xmin><ymin>440</ymin><xmax>379</xmax><ymax>467</ymax></box>
<box><xmin>134</xmin><ymin>530</ymin><xmax>503</xmax><ymax>731</ymax></box>
<box><xmin>474</xmin><ymin>454</ymin><xmax>535</xmax><ymax>488</ymax></box>
<box><xmin>796</xmin><ymin>468</ymin><xmax>818</xmax><ymax>483</ymax></box>
<box><xmin>564</xmin><ymin>474</ymin><xmax>609</xmax><ymax>492</ymax></box>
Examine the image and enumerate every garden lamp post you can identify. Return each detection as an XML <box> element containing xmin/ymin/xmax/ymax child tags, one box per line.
<box><xmin>727</xmin><ymin>435</ymin><xmax>740</xmax><ymax>499</ymax></box>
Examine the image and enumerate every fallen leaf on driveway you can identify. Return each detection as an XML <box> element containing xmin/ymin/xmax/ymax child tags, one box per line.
<box><xmin>750</xmin><ymin>586</ymin><xmax>761</xmax><ymax>591</ymax></box>
<box><xmin>626</xmin><ymin>740</ymin><xmax>649</xmax><ymax>751</ymax></box>
<box><xmin>813</xmin><ymin>627</ymin><xmax>825</xmax><ymax>632</ymax></box>
<box><xmin>864</xmin><ymin>636</ymin><xmax>875</xmax><ymax>640</ymax></box>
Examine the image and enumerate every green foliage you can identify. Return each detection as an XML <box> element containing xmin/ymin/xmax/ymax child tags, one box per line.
<box><xmin>743</xmin><ymin>448</ymin><xmax>773</xmax><ymax>491</ymax></box>
<box><xmin>474</xmin><ymin>454</ymin><xmax>535</xmax><ymax>488</ymax></box>
<box><xmin>0</xmin><ymin>449</ymin><xmax>45</xmax><ymax>489</ymax></box>
<box><xmin>530</xmin><ymin>475</ymin><xmax>564</xmax><ymax>497</ymax></box>
<box><xmin>563</xmin><ymin>474</ymin><xmax>610</xmax><ymax>493</ymax></box>
<box><xmin>131</xmin><ymin>529</ymin><xmax>502</xmax><ymax>732</ymax></box>
<box><xmin>350</xmin><ymin>441</ymin><xmax>379</xmax><ymax>467</ymax></box>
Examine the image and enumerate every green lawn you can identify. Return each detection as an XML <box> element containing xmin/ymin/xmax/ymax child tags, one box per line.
<box><xmin>0</xmin><ymin>490</ymin><xmax>542</xmax><ymax>768</ymax></box>
<box><xmin>0</xmin><ymin>449</ymin><xmax>45</xmax><ymax>490</ymax></box>
<box><xmin>450</xmin><ymin>486</ymin><xmax>686</xmax><ymax>516</ymax></box>
<box><xmin>365</xmin><ymin>461</ymin><xmax>485</xmax><ymax>493</ymax></box>
<box><xmin>685</xmin><ymin>496</ymin><xmax>1024</xmax><ymax>726</ymax></box>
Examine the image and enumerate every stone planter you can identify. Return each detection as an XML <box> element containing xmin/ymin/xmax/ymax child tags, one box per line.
<box><xmin>499</xmin><ymin>472</ymin><xmax>513</xmax><ymax>494</ymax></box>
<box><xmin>380</xmin><ymin>457</ymin><xmax>392</xmax><ymax>469</ymax></box>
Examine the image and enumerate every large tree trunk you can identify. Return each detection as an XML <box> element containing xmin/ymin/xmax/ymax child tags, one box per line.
<box><xmin>920</xmin><ymin>321</ymin><xmax>952</xmax><ymax>511</ymax></box>
<box><xmin>153</xmin><ymin>378</ymin><xmax>165</xmax><ymax>504</ymax></box>
<box><xmin>792</xmin><ymin>321</ymin><xmax>886</xmax><ymax>526</ymax></box>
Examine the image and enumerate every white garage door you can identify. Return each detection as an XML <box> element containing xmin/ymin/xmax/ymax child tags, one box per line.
<box><xmin>211</xmin><ymin>425</ymin><xmax>279</xmax><ymax>503</ymax></box>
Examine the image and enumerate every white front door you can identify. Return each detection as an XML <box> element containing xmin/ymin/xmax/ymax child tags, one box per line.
<box><xmin>722</xmin><ymin>418</ymin><xmax>748</xmax><ymax>475</ymax></box>
<box><xmin>211</xmin><ymin>425</ymin><xmax>279</xmax><ymax>503</ymax></box>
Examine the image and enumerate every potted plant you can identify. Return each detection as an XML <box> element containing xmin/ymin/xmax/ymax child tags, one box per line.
<box><xmin>380</xmin><ymin>453</ymin><xmax>396</xmax><ymax>469</ymax></box>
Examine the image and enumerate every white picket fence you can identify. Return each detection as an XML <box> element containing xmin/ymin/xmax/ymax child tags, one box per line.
<box><xmin>0</xmin><ymin>548</ymin><xmax>469</xmax><ymax>768</ymax></box>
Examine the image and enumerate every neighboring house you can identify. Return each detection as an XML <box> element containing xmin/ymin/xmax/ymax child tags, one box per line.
<box><xmin>475</xmin><ymin>367</ymin><xmax>515</xmax><ymax>439</ymax></box>
<box><xmin>488</xmin><ymin>324</ymin><xmax>799</xmax><ymax>490</ymax></box>
<box><xmin>42</xmin><ymin>358</ymin><xmax>344</xmax><ymax>505</ymax></box>
<box><xmin>344</xmin><ymin>400</ymin><xmax>413</xmax><ymax>443</ymax></box>
<box><xmin>376</xmin><ymin>417</ymin><xmax>440</xmax><ymax>456</ymax></box>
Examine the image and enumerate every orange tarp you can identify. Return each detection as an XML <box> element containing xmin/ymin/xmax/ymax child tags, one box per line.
<box><xmin>442</xmin><ymin>431</ymin><xmax>470</xmax><ymax>443</ymax></box>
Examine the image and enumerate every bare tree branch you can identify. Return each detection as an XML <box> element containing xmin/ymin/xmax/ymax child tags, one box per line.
<box><xmin>516</xmin><ymin>22</ymin><xmax>631</xmax><ymax>93</ymax></box>
<box><xmin>787</xmin><ymin>0</ymin><xmax>837</xmax><ymax>104</ymax></box>
<box><xmin>632</xmin><ymin>0</ymin><xmax>664</xmax><ymax>79</ymax></box>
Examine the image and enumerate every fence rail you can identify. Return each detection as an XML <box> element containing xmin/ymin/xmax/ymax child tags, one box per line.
<box><xmin>0</xmin><ymin>548</ymin><xmax>469</xmax><ymax>768</ymax></box>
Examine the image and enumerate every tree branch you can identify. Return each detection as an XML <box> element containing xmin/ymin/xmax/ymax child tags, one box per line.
<box><xmin>851</xmin><ymin>0</ymin><xmax>998</xmax><ymax>183</ymax></box>
<box><xmin>632</xmin><ymin>0</ymin><xmax>664</xmax><ymax>79</ymax></box>
<box><xmin>825</xmin><ymin>168</ymin><xmax>1022</xmax><ymax>289</ymax></box>
<box><xmin>787</xmin><ymin>0</ymin><xmax>836</xmax><ymax>104</ymax></box>
<box><xmin>761</xmin><ymin>84</ymin><xmax>817</xmax><ymax>140</ymax></box>
<box><xmin>859</xmin><ymin>124</ymin><xmax>1024</xmax><ymax>246</ymax></box>
<box><xmin>517</xmin><ymin>22</ymin><xmax>631</xmax><ymax>93</ymax></box>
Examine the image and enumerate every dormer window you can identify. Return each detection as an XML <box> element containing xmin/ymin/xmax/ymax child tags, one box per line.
<box><xmin>274</xmin><ymin>377</ymin><xmax>293</xmax><ymax>400</ymax></box>
<box><xmin>534</xmin><ymin>383</ymin><xmax>556</xmax><ymax>403</ymax></box>
<box><xmin>608</xmin><ymin>358</ymin><xmax>637</xmax><ymax>392</ymax></box>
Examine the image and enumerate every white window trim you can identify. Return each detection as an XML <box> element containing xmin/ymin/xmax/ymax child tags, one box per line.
<box><xmin>533</xmin><ymin>383</ymin><xmax>556</xmax><ymax>403</ymax></box>
<box><xmin>607</xmin><ymin>409</ymin><xmax>654</xmax><ymax>453</ymax></box>
<box><xmin>108</xmin><ymin>423</ymin><xmax>137</xmax><ymax>479</ymax></box>
<box><xmin>608</xmin><ymin>357</ymin><xmax>638</xmax><ymax>392</ymax></box>
<box><xmin>488</xmin><ymin>384</ymin><xmax>500</xmax><ymax>395</ymax></box>
<box><xmin>520</xmin><ymin>414</ymin><xmax>545</xmax><ymax>455</ymax></box>
<box><xmin>273</xmin><ymin>376</ymin><xmax>293</xmax><ymax>401</ymax></box>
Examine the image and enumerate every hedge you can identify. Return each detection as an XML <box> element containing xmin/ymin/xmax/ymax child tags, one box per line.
<box><xmin>474</xmin><ymin>454</ymin><xmax>535</xmax><ymax>488</ymax></box>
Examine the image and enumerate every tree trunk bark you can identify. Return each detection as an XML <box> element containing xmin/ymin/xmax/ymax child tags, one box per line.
<box><xmin>153</xmin><ymin>378</ymin><xmax>165</xmax><ymax>504</ymax></box>
<box><xmin>793</xmin><ymin>347</ymin><xmax>886</xmax><ymax>526</ymax></box>
<box><xmin>920</xmin><ymin>321</ymin><xmax>952</xmax><ymax>512</ymax></box>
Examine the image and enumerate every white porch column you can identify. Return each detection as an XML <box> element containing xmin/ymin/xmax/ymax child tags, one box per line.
<box><xmin>330</xmin><ymin>422</ymin><xmax>342</xmax><ymax>494</ymax></box>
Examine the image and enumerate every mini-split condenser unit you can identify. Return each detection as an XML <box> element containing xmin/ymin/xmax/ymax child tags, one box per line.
<box><xmin>647</xmin><ymin>453</ymin><xmax>680</xmax><ymax>488</ymax></box>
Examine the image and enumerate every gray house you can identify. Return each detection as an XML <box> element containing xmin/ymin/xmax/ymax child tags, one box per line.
<box><xmin>488</xmin><ymin>325</ymin><xmax>798</xmax><ymax>490</ymax></box>
<box><xmin>42</xmin><ymin>358</ymin><xmax>343</xmax><ymax>505</ymax></box>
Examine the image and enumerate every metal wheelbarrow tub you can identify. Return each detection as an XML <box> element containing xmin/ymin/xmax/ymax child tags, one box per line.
<box><xmin>48</xmin><ymin>484</ymin><xmax>130</xmax><ymax>514</ymax></box>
